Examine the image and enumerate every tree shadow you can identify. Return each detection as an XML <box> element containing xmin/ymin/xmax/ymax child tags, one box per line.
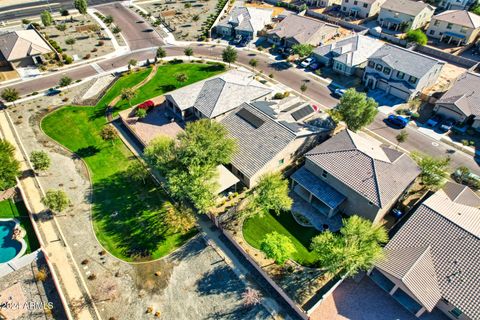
<box><xmin>269</xmin><ymin>61</ymin><xmax>292</xmax><ymax>71</ymax></box>
<box><xmin>158</xmin><ymin>84</ymin><xmax>177</xmax><ymax>92</ymax></box>
<box><xmin>88</xmin><ymin>106</ymin><xmax>107</xmax><ymax>121</ymax></box>
<box><xmin>168</xmin><ymin>234</ymin><xmax>205</xmax><ymax>262</ymax></box>
<box><xmin>74</xmin><ymin>146</ymin><xmax>100</xmax><ymax>158</ymax></box>
<box><xmin>206</xmin><ymin>304</ymin><xmax>270</xmax><ymax>320</ymax></box>
<box><xmin>196</xmin><ymin>265</ymin><xmax>245</xmax><ymax>297</ymax></box>
<box><xmin>201</xmin><ymin>64</ymin><xmax>226</xmax><ymax>72</ymax></box>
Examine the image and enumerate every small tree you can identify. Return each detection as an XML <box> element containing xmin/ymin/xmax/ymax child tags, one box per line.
<box><xmin>292</xmin><ymin>43</ymin><xmax>314</xmax><ymax>58</ymax></box>
<box><xmin>222</xmin><ymin>46</ymin><xmax>237</xmax><ymax>67</ymax></box>
<box><xmin>405</xmin><ymin>29</ymin><xmax>428</xmax><ymax>45</ymax></box>
<box><xmin>104</xmin><ymin>15</ymin><xmax>114</xmax><ymax>26</ymax></box>
<box><xmin>125</xmin><ymin>162</ymin><xmax>149</xmax><ymax>184</ymax></box>
<box><xmin>184</xmin><ymin>47</ymin><xmax>194</xmax><ymax>60</ymax></box>
<box><xmin>249</xmin><ymin>58</ymin><xmax>258</xmax><ymax>71</ymax></box>
<box><xmin>120</xmin><ymin>88</ymin><xmax>137</xmax><ymax>106</ymax></box>
<box><xmin>56</xmin><ymin>23</ymin><xmax>67</xmax><ymax>35</ymax></box>
<box><xmin>144</xmin><ymin>136</ymin><xmax>175</xmax><ymax>172</ymax></box>
<box><xmin>336</xmin><ymin>88</ymin><xmax>378</xmax><ymax>131</ymax></box>
<box><xmin>412</xmin><ymin>152</ymin><xmax>450</xmax><ymax>190</ymax></box>
<box><xmin>311</xmin><ymin>215</ymin><xmax>388</xmax><ymax>276</ymax></box>
<box><xmin>65</xmin><ymin>38</ymin><xmax>76</xmax><ymax>49</ymax></box>
<box><xmin>395</xmin><ymin>129</ymin><xmax>408</xmax><ymax>150</ymax></box>
<box><xmin>58</xmin><ymin>76</ymin><xmax>72</xmax><ymax>87</ymax></box>
<box><xmin>1</xmin><ymin>88</ymin><xmax>20</xmax><ymax>106</ymax></box>
<box><xmin>128</xmin><ymin>59</ymin><xmax>137</xmax><ymax>70</ymax></box>
<box><xmin>136</xmin><ymin>108</ymin><xmax>147</xmax><ymax>118</ymax></box>
<box><xmin>300</xmin><ymin>83</ymin><xmax>308</xmax><ymax>93</ymax></box>
<box><xmin>99</xmin><ymin>125</ymin><xmax>117</xmax><ymax>143</ymax></box>
<box><xmin>175</xmin><ymin>72</ymin><xmax>188</xmax><ymax>85</ymax></box>
<box><xmin>42</xmin><ymin>189</ymin><xmax>70</xmax><ymax>213</ymax></box>
<box><xmin>156</xmin><ymin>47</ymin><xmax>166</xmax><ymax>63</ymax></box>
<box><xmin>112</xmin><ymin>26</ymin><xmax>121</xmax><ymax>34</ymax></box>
<box><xmin>74</xmin><ymin>0</ymin><xmax>88</xmax><ymax>15</ymax></box>
<box><xmin>40</xmin><ymin>10</ymin><xmax>53</xmax><ymax>27</ymax></box>
<box><xmin>60</xmin><ymin>8</ymin><xmax>69</xmax><ymax>17</ymax></box>
<box><xmin>162</xmin><ymin>201</ymin><xmax>196</xmax><ymax>234</ymax></box>
<box><xmin>0</xmin><ymin>139</ymin><xmax>21</xmax><ymax>191</ymax></box>
<box><xmin>244</xmin><ymin>172</ymin><xmax>292</xmax><ymax>218</ymax></box>
<box><xmin>30</xmin><ymin>151</ymin><xmax>51</xmax><ymax>172</ymax></box>
<box><xmin>260</xmin><ymin>232</ymin><xmax>296</xmax><ymax>265</ymax></box>
<box><xmin>193</xmin><ymin>14</ymin><xmax>200</xmax><ymax>22</ymax></box>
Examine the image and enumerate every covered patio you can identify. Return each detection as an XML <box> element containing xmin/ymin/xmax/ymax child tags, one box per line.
<box><xmin>380</xmin><ymin>17</ymin><xmax>402</xmax><ymax>31</ymax></box>
<box><xmin>440</xmin><ymin>31</ymin><xmax>465</xmax><ymax>46</ymax></box>
<box><xmin>215</xmin><ymin>165</ymin><xmax>240</xmax><ymax>195</ymax></box>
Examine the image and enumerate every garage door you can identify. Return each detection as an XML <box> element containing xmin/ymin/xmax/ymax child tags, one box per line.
<box><xmin>390</xmin><ymin>86</ymin><xmax>411</xmax><ymax>101</ymax></box>
<box><xmin>376</xmin><ymin>80</ymin><xmax>389</xmax><ymax>91</ymax></box>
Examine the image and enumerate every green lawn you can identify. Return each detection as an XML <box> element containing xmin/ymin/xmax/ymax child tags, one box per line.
<box><xmin>243</xmin><ymin>211</ymin><xmax>321</xmax><ymax>266</ymax></box>
<box><xmin>0</xmin><ymin>199</ymin><xmax>40</xmax><ymax>253</ymax></box>
<box><xmin>41</xmin><ymin>62</ymin><xmax>225</xmax><ymax>261</ymax></box>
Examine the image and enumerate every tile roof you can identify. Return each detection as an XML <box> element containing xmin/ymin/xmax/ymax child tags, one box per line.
<box><xmin>217</xmin><ymin>6</ymin><xmax>273</xmax><ymax>33</ymax></box>
<box><xmin>306</xmin><ymin>130</ymin><xmax>420</xmax><ymax>207</ymax></box>
<box><xmin>165</xmin><ymin>69</ymin><xmax>272</xmax><ymax>119</ymax></box>
<box><xmin>0</xmin><ymin>30</ymin><xmax>51</xmax><ymax>61</ymax></box>
<box><xmin>267</xmin><ymin>14</ymin><xmax>337</xmax><ymax>44</ymax></box>
<box><xmin>376</xmin><ymin>185</ymin><xmax>480</xmax><ymax>319</ymax></box>
<box><xmin>433</xmin><ymin>10</ymin><xmax>480</xmax><ymax>28</ymax></box>
<box><xmin>220</xmin><ymin>102</ymin><xmax>296</xmax><ymax>179</ymax></box>
<box><xmin>436</xmin><ymin>72</ymin><xmax>480</xmax><ymax>118</ymax></box>
<box><xmin>381</xmin><ymin>0</ymin><xmax>435</xmax><ymax>17</ymax></box>
<box><xmin>369</xmin><ymin>44</ymin><xmax>443</xmax><ymax>79</ymax></box>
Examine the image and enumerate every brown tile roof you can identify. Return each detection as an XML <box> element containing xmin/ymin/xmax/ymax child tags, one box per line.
<box><xmin>381</xmin><ymin>0</ymin><xmax>435</xmax><ymax>17</ymax></box>
<box><xmin>433</xmin><ymin>10</ymin><xmax>480</xmax><ymax>28</ymax></box>
<box><xmin>436</xmin><ymin>72</ymin><xmax>480</xmax><ymax>118</ymax></box>
<box><xmin>0</xmin><ymin>30</ymin><xmax>51</xmax><ymax>61</ymax></box>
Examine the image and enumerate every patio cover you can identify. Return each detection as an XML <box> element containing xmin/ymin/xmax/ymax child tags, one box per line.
<box><xmin>444</xmin><ymin>31</ymin><xmax>466</xmax><ymax>39</ymax></box>
<box><xmin>384</xmin><ymin>17</ymin><xmax>402</xmax><ymax>24</ymax></box>
<box><xmin>215</xmin><ymin>165</ymin><xmax>240</xmax><ymax>194</ymax></box>
<box><xmin>291</xmin><ymin>166</ymin><xmax>346</xmax><ymax>209</ymax></box>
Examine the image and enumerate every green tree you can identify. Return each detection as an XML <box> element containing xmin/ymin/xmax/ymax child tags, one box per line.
<box><xmin>300</xmin><ymin>83</ymin><xmax>308</xmax><ymax>93</ymax></box>
<box><xmin>336</xmin><ymin>88</ymin><xmax>378</xmax><ymax>131</ymax></box>
<box><xmin>125</xmin><ymin>161</ymin><xmax>149</xmax><ymax>184</ymax></box>
<box><xmin>30</xmin><ymin>151</ymin><xmax>51</xmax><ymax>172</ymax></box>
<box><xmin>184</xmin><ymin>47</ymin><xmax>194</xmax><ymax>60</ymax></box>
<box><xmin>74</xmin><ymin>0</ymin><xmax>88</xmax><ymax>15</ymax></box>
<box><xmin>144</xmin><ymin>136</ymin><xmax>176</xmax><ymax>173</ymax></box>
<box><xmin>249</xmin><ymin>58</ymin><xmax>258</xmax><ymax>71</ymax></box>
<box><xmin>161</xmin><ymin>201</ymin><xmax>196</xmax><ymax>234</ymax></box>
<box><xmin>0</xmin><ymin>140</ymin><xmax>20</xmax><ymax>191</ymax></box>
<box><xmin>1</xmin><ymin>88</ymin><xmax>20</xmax><ymax>106</ymax></box>
<box><xmin>58</xmin><ymin>76</ymin><xmax>72</xmax><ymax>87</ymax></box>
<box><xmin>156</xmin><ymin>47</ymin><xmax>166</xmax><ymax>63</ymax></box>
<box><xmin>42</xmin><ymin>189</ymin><xmax>70</xmax><ymax>213</ymax></box>
<box><xmin>136</xmin><ymin>108</ymin><xmax>147</xmax><ymax>118</ymax></box>
<box><xmin>60</xmin><ymin>8</ymin><xmax>69</xmax><ymax>16</ymax></box>
<box><xmin>112</xmin><ymin>26</ymin><xmax>121</xmax><ymax>34</ymax></box>
<box><xmin>104</xmin><ymin>15</ymin><xmax>114</xmax><ymax>26</ymax></box>
<box><xmin>311</xmin><ymin>215</ymin><xmax>388</xmax><ymax>276</ymax></box>
<box><xmin>56</xmin><ymin>23</ymin><xmax>67</xmax><ymax>35</ymax></box>
<box><xmin>120</xmin><ymin>88</ymin><xmax>137</xmax><ymax>106</ymax></box>
<box><xmin>472</xmin><ymin>4</ymin><xmax>480</xmax><ymax>15</ymax></box>
<box><xmin>405</xmin><ymin>29</ymin><xmax>428</xmax><ymax>45</ymax></box>
<box><xmin>244</xmin><ymin>172</ymin><xmax>292</xmax><ymax>218</ymax></box>
<box><xmin>175</xmin><ymin>72</ymin><xmax>188</xmax><ymax>85</ymax></box>
<box><xmin>260</xmin><ymin>232</ymin><xmax>296</xmax><ymax>265</ymax></box>
<box><xmin>192</xmin><ymin>14</ymin><xmax>200</xmax><ymax>22</ymax></box>
<box><xmin>222</xmin><ymin>46</ymin><xmax>237</xmax><ymax>67</ymax></box>
<box><xmin>395</xmin><ymin>129</ymin><xmax>408</xmax><ymax>149</ymax></box>
<box><xmin>99</xmin><ymin>125</ymin><xmax>117</xmax><ymax>143</ymax></box>
<box><xmin>40</xmin><ymin>10</ymin><xmax>53</xmax><ymax>27</ymax></box>
<box><xmin>65</xmin><ymin>38</ymin><xmax>75</xmax><ymax>49</ymax></box>
<box><xmin>128</xmin><ymin>59</ymin><xmax>137</xmax><ymax>70</ymax></box>
<box><xmin>412</xmin><ymin>152</ymin><xmax>450</xmax><ymax>190</ymax></box>
<box><xmin>292</xmin><ymin>43</ymin><xmax>314</xmax><ymax>58</ymax></box>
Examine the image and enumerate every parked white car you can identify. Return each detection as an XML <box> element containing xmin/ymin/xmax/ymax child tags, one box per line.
<box><xmin>300</xmin><ymin>57</ymin><xmax>315</xmax><ymax>68</ymax></box>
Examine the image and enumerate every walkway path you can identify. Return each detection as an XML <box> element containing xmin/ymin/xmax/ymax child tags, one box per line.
<box><xmin>0</xmin><ymin>110</ymin><xmax>99</xmax><ymax>320</ymax></box>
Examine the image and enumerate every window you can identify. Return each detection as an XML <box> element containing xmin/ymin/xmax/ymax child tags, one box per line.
<box><xmin>460</xmin><ymin>26</ymin><xmax>467</xmax><ymax>34</ymax></box>
<box><xmin>449</xmin><ymin>308</ymin><xmax>463</xmax><ymax>319</ymax></box>
<box><xmin>408</xmin><ymin>75</ymin><xmax>417</xmax><ymax>84</ymax></box>
<box><xmin>343</xmin><ymin>6</ymin><xmax>347</xmax><ymax>11</ymax></box>
<box><xmin>368</xmin><ymin>61</ymin><xmax>375</xmax><ymax>68</ymax></box>
<box><xmin>434</xmin><ymin>19</ymin><xmax>439</xmax><ymax>26</ymax></box>
<box><xmin>278</xmin><ymin>159</ymin><xmax>285</xmax><ymax>166</ymax></box>
<box><xmin>322</xmin><ymin>170</ymin><xmax>328</xmax><ymax>178</ymax></box>
<box><xmin>446</xmin><ymin>22</ymin><xmax>453</xmax><ymax>29</ymax></box>
<box><xmin>375</xmin><ymin>64</ymin><xmax>383</xmax><ymax>71</ymax></box>
<box><xmin>363</xmin><ymin>3</ymin><xmax>368</xmax><ymax>7</ymax></box>
<box><xmin>397</xmin><ymin>71</ymin><xmax>405</xmax><ymax>79</ymax></box>
<box><xmin>368</xmin><ymin>201</ymin><xmax>374</xmax><ymax>206</ymax></box>
<box><xmin>383</xmin><ymin>67</ymin><xmax>391</xmax><ymax>75</ymax></box>
<box><xmin>429</xmin><ymin>30</ymin><xmax>435</xmax><ymax>35</ymax></box>
<box><xmin>354</xmin><ymin>0</ymin><xmax>358</xmax><ymax>4</ymax></box>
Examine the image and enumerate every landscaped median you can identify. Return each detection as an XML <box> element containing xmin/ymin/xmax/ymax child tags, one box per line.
<box><xmin>41</xmin><ymin>61</ymin><xmax>225</xmax><ymax>262</ymax></box>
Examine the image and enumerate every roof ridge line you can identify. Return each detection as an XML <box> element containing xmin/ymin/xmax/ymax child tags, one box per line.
<box><xmin>401</xmin><ymin>246</ymin><xmax>433</xmax><ymax>281</ymax></box>
<box><xmin>370</xmin><ymin>157</ymin><xmax>383</xmax><ymax>207</ymax></box>
<box><xmin>246</xmin><ymin>102</ymin><xmax>297</xmax><ymax>135</ymax></box>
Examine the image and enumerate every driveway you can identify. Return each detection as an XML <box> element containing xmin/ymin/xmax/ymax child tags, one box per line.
<box><xmin>367</xmin><ymin>89</ymin><xmax>405</xmax><ymax>114</ymax></box>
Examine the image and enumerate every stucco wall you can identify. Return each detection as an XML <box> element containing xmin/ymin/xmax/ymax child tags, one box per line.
<box><xmin>434</xmin><ymin>103</ymin><xmax>468</xmax><ymax>122</ymax></box>
<box><xmin>341</xmin><ymin>0</ymin><xmax>384</xmax><ymax>18</ymax></box>
<box><xmin>427</xmin><ymin>18</ymin><xmax>480</xmax><ymax>44</ymax></box>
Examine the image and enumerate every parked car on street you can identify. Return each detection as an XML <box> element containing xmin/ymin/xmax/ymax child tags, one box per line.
<box><xmin>300</xmin><ymin>57</ymin><xmax>315</xmax><ymax>68</ymax></box>
<box><xmin>426</xmin><ymin>114</ymin><xmax>443</xmax><ymax>127</ymax></box>
<box><xmin>46</xmin><ymin>88</ymin><xmax>61</xmax><ymax>96</ymax></box>
<box><xmin>439</xmin><ymin>118</ymin><xmax>455</xmax><ymax>132</ymax></box>
<box><xmin>232</xmin><ymin>35</ymin><xmax>242</xmax><ymax>45</ymax></box>
<box><xmin>239</xmin><ymin>37</ymin><xmax>249</xmax><ymax>47</ymax></box>
<box><xmin>386</xmin><ymin>114</ymin><xmax>409</xmax><ymax>128</ymax></box>
<box><xmin>453</xmin><ymin>168</ymin><xmax>480</xmax><ymax>190</ymax></box>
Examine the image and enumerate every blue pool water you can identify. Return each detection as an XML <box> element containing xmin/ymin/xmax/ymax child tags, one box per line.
<box><xmin>0</xmin><ymin>220</ymin><xmax>22</xmax><ymax>263</ymax></box>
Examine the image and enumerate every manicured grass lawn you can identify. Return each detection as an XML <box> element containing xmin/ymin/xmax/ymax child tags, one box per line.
<box><xmin>41</xmin><ymin>62</ymin><xmax>225</xmax><ymax>261</ymax></box>
<box><xmin>243</xmin><ymin>211</ymin><xmax>321</xmax><ymax>266</ymax></box>
<box><xmin>0</xmin><ymin>199</ymin><xmax>40</xmax><ymax>253</ymax></box>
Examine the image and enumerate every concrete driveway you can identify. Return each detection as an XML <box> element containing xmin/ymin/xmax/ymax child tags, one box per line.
<box><xmin>367</xmin><ymin>89</ymin><xmax>405</xmax><ymax>114</ymax></box>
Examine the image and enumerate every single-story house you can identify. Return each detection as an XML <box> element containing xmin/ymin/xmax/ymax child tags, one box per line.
<box><xmin>312</xmin><ymin>34</ymin><xmax>384</xmax><ymax>76</ymax></box>
<box><xmin>291</xmin><ymin>129</ymin><xmax>420</xmax><ymax>224</ymax></box>
<box><xmin>371</xmin><ymin>181</ymin><xmax>480</xmax><ymax>319</ymax></box>
<box><xmin>434</xmin><ymin>71</ymin><xmax>480</xmax><ymax>130</ymax></box>
<box><xmin>266</xmin><ymin>14</ymin><xmax>339</xmax><ymax>48</ymax></box>
<box><xmin>215</xmin><ymin>6</ymin><xmax>273</xmax><ymax>40</ymax></box>
<box><xmin>377</xmin><ymin>0</ymin><xmax>435</xmax><ymax>31</ymax></box>
<box><xmin>363</xmin><ymin>44</ymin><xmax>444</xmax><ymax>101</ymax></box>
<box><xmin>340</xmin><ymin>0</ymin><xmax>386</xmax><ymax>19</ymax></box>
<box><xmin>427</xmin><ymin>10</ymin><xmax>480</xmax><ymax>45</ymax></box>
<box><xmin>0</xmin><ymin>29</ymin><xmax>51</xmax><ymax>68</ymax></box>
<box><xmin>164</xmin><ymin>69</ymin><xmax>273</xmax><ymax>121</ymax></box>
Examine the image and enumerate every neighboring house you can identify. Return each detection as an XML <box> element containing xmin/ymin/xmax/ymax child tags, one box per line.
<box><xmin>363</xmin><ymin>44</ymin><xmax>444</xmax><ymax>101</ymax></box>
<box><xmin>305</xmin><ymin>0</ymin><xmax>342</xmax><ymax>7</ymax></box>
<box><xmin>266</xmin><ymin>14</ymin><xmax>339</xmax><ymax>48</ymax></box>
<box><xmin>437</xmin><ymin>0</ymin><xmax>476</xmax><ymax>10</ymax></box>
<box><xmin>220</xmin><ymin>98</ymin><xmax>332</xmax><ymax>188</ymax></box>
<box><xmin>340</xmin><ymin>0</ymin><xmax>386</xmax><ymax>18</ymax></box>
<box><xmin>377</xmin><ymin>0</ymin><xmax>435</xmax><ymax>31</ymax></box>
<box><xmin>215</xmin><ymin>6</ymin><xmax>273</xmax><ymax>40</ymax></box>
<box><xmin>434</xmin><ymin>72</ymin><xmax>480</xmax><ymax>130</ymax></box>
<box><xmin>0</xmin><ymin>29</ymin><xmax>51</xmax><ymax>68</ymax></box>
<box><xmin>312</xmin><ymin>34</ymin><xmax>384</xmax><ymax>76</ymax></box>
<box><xmin>371</xmin><ymin>181</ymin><xmax>480</xmax><ymax>320</ymax></box>
<box><xmin>164</xmin><ymin>69</ymin><xmax>273</xmax><ymax>121</ymax></box>
<box><xmin>291</xmin><ymin>129</ymin><xmax>420</xmax><ymax>224</ymax></box>
<box><xmin>427</xmin><ymin>10</ymin><xmax>480</xmax><ymax>45</ymax></box>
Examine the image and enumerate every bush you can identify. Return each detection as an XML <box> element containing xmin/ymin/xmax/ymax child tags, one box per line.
<box><xmin>405</xmin><ymin>29</ymin><xmax>427</xmax><ymax>45</ymax></box>
<box><xmin>410</xmin><ymin>112</ymin><xmax>420</xmax><ymax>119</ymax></box>
<box><xmin>461</xmin><ymin>139</ymin><xmax>469</xmax><ymax>146</ymax></box>
<box><xmin>98</xmin><ymin>40</ymin><xmax>105</xmax><ymax>46</ymax></box>
<box><xmin>84</xmin><ymin>53</ymin><xmax>91</xmax><ymax>59</ymax></box>
<box><xmin>64</xmin><ymin>56</ymin><xmax>73</xmax><ymax>64</ymax></box>
<box><xmin>91</xmin><ymin>48</ymin><xmax>98</xmax><ymax>52</ymax></box>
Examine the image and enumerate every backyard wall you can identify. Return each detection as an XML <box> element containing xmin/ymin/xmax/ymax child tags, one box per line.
<box><xmin>306</xmin><ymin>10</ymin><xmax>369</xmax><ymax>32</ymax></box>
<box><xmin>412</xmin><ymin>45</ymin><xmax>478</xmax><ymax>69</ymax></box>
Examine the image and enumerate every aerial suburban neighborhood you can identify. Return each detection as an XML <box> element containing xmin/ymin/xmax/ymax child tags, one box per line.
<box><xmin>1</xmin><ymin>0</ymin><xmax>480</xmax><ymax>319</ymax></box>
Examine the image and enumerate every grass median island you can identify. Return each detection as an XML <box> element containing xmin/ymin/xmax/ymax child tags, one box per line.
<box><xmin>242</xmin><ymin>211</ymin><xmax>320</xmax><ymax>266</ymax></box>
<box><xmin>41</xmin><ymin>62</ymin><xmax>225</xmax><ymax>261</ymax></box>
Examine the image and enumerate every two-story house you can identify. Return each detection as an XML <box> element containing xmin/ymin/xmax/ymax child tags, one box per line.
<box><xmin>427</xmin><ymin>10</ymin><xmax>480</xmax><ymax>45</ymax></box>
<box><xmin>340</xmin><ymin>0</ymin><xmax>386</xmax><ymax>18</ymax></box>
<box><xmin>312</xmin><ymin>34</ymin><xmax>384</xmax><ymax>76</ymax></box>
<box><xmin>215</xmin><ymin>6</ymin><xmax>273</xmax><ymax>41</ymax></box>
<box><xmin>377</xmin><ymin>0</ymin><xmax>435</xmax><ymax>31</ymax></box>
<box><xmin>266</xmin><ymin>14</ymin><xmax>339</xmax><ymax>48</ymax></box>
<box><xmin>305</xmin><ymin>0</ymin><xmax>342</xmax><ymax>8</ymax></box>
<box><xmin>371</xmin><ymin>181</ymin><xmax>480</xmax><ymax>320</ymax></box>
<box><xmin>437</xmin><ymin>0</ymin><xmax>476</xmax><ymax>10</ymax></box>
<box><xmin>363</xmin><ymin>44</ymin><xmax>444</xmax><ymax>101</ymax></box>
<box><xmin>290</xmin><ymin>129</ymin><xmax>420</xmax><ymax>224</ymax></box>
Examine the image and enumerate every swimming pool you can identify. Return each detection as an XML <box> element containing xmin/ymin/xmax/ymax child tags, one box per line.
<box><xmin>0</xmin><ymin>219</ymin><xmax>24</xmax><ymax>264</ymax></box>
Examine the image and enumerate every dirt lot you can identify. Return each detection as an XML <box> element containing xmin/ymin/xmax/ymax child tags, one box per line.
<box><xmin>138</xmin><ymin>0</ymin><xmax>221</xmax><ymax>41</ymax></box>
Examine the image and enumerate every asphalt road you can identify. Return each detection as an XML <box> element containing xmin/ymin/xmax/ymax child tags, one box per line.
<box><xmin>0</xmin><ymin>0</ymin><xmax>121</xmax><ymax>21</ymax></box>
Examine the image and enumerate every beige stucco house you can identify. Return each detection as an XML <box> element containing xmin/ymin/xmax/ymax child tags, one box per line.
<box><xmin>427</xmin><ymin>10</ymin><xmax>480</xmax><ymax>45</ymax></box>
<box><xmin>305</xmin><ymin>0</ymin><xmax>342</xmax><ymax>7</ymax></box>
<box><xmin>340</xmin><ymin>0</ymin><xmax>386</xmax><ymax>18</ymax></box>
<box><xmin>377</xmin><ymin>0</ymin><xmax>435</xmax><ymax>31</ymax></box>
<box><xmin>0</xmin><ymin>29</ymin><xmax>51</xmax><ymax>68</ymax></box>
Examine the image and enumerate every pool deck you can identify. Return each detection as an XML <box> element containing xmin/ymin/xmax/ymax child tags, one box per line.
<box><xmin>0</xmin><ymin>218</ymin><xmax>27</xmax><ymax>265</ymax></box>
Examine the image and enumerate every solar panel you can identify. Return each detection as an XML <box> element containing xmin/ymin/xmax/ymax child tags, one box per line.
<box><xmin>282</xmin><ymin>101</ymin><xmax>304</xmax><ymax>113</ymax></box>
<box><xmin>291</xmin><ymin>105</ymin><xmax>315</xmax><ymax>121</ymax></box>
<box><xmin>236</xmin><ymin>107</ymin><xmax>265</xmax><ymax>129</ymax></box>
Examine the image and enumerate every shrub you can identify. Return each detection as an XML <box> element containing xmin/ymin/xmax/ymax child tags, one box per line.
<box><xmin>98</xmin><ymin>40</ymin><xmax>105</xmax><ymax>46</ymax></box>
<box><xmin>405</xmin><ymin>29</ymin><xmax>428</xmax><ymax>45</ymax></box>
<box><xmin>35</xmin><ymin>268</ymin><xmax>48</xmax><ymax>282</ymax></box>
<box><xmin>461</xmin><ymin>139</ymin><xmax>469</xmax><ymax>146</ymax></box>
<box><xmin>64</xmin><ymin>56</ymin><xmax>73</xmax><ymax>64</ymax></box>
<box><xmin>268</xmin><ymin>73</ymin><xmax>274</xmax><ymax>78</ymax></box>
<box><xmin>91</xmin><ymin>48</ymin><xmax>98</xmax><ymax>52</ymax></box>
<box><xmin>84</xmin><ymin>53</ymin><xmax>91</xmax><ymax>59</ymax></box>
<box><xmin>87</xmin><ymin>274</ymin><xmax>96</xmax><ymax>280</ymax></box>
<box><xmin>273</xmin><ymin>92</ymin><xmax>285</xmax><ymax>99</ymax></box>
<box><xmin>22</xmin><ymin>19</ymin><xmax>31</xmax><ymax>25</ymax></box>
